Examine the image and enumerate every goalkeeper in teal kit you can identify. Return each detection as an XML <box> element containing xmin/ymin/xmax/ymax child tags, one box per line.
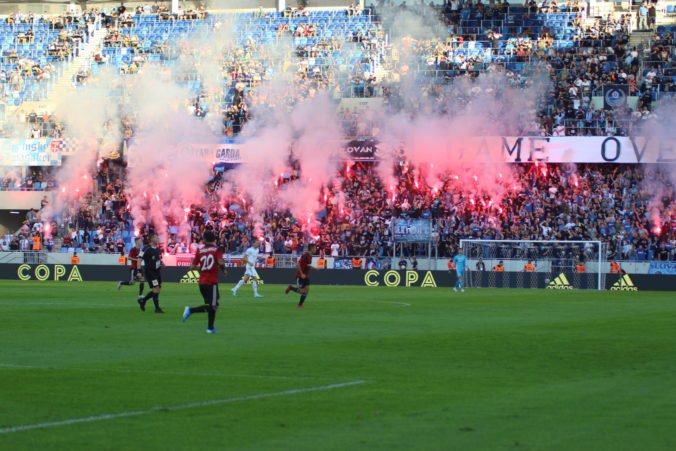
<box><xmin>453</xmin><ymin>248</ymin><xmax>467</xmax><ymax>292</ymax></box>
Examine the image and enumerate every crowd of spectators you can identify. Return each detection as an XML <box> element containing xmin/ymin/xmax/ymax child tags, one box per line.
<box><xmin>204</xmin><ymin>1</ymin><xmax>671</xmax><ymax>138</ymax></box>
<box><xmin>0</xmin><ymin>160</ymin><xmax>132</xmax><ymax>254</ymax></box>
<box><xmin>0</xmin><ymin>57</ymin><xmax>56</xmax><ymax>107</ymax></box>
<box><xmin>0</xmin><ymin>167</ymin><xmax>56</xmax><ymax>191</ymax></box>
<box><xmin>163</xmin><ymin>160</ymin><xmax>673</xmax><ymax>263</ymax></box>
<box><xmin>1</xmin><ymin>4</ymin><xmax>674</xmax><ymax>263</ymax></box>
<box><xmin>93</xmin><ymin>5</ymin><xmax>387</xmax><ymax>130</ymax></box>
<box><xmin>215</xmin><ymin>13</ymin><xmax>387</xmax><ymax>132</ymax></box>
<box><xmin>328</xmin><ymin>162</ymin><xmax>674</xmax><ymax>262</ymax></box>
<box><xmin>383</xmin><ymin>2</ymin><xmax>673</xmax><ymax>137</ymax></box>
<box><xmin>78</xmin><ymin>1</ymin><xmax>674</xmax><ymax>138</ymax></box>
<box><xmin>1</xmin><ymin>10</ymin><xmax>96</xmax><ymax>107</ymax></box>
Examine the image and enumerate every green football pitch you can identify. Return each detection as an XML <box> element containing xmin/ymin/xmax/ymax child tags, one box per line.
<box><xmin>1</xmin><ymin>281</ymin><xmax>675</xmax><ymax>451</ymax></box>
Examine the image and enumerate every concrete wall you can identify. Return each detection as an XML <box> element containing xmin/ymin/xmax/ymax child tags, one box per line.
<box><xmin>1</xmin><ymin>264</ymin><xmax>673</xmax><ymax>290</ymax></box>
<box><xmin>0</xmin><ymin>252</ymin><xmax>656</xmax><ymax>273</ymax></box>
<box><xmin>0</xmin><ymin>1</ymin><xmax>204</xmax><ymax>16</ymax></box>
<box><xmin>0</xmin><ymin>191</ymin><xmax>54</xmax><ymax>211</ymax></box>
<box><xmin>0</xmin><ymin>251</ymin><xmax>119</xmax><ymax>265</ymax></box>
<box><xmin>0</xmin><ymin>0</ymin><xmax>352</xmax><ymax>15</ymax></box>
<box><xmin>433</xmin><ymin>258</ymin><xmax>650</xmax><ymax>274</ymax></box>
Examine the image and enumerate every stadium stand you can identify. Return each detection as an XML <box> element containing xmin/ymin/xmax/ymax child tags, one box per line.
<box><xmin>0</xmin><ymin>12</ymin><xmax>96</xmax><ymax>107</ymax></box>
<box><xmin>0</xmin><ymin>2</ymin><xmax>673</xmax><ymax>264</ymax></box>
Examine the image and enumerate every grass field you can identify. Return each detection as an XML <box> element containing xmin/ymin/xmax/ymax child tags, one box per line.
<box><xmin>1</xmin><ymin>281</ymin><xmax>675</xmax><ymax>450</ymax></box>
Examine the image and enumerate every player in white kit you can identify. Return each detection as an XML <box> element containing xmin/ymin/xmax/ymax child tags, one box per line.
<box><xmin>231</xmin><ymin>246</ymin><xmax>264</xmax><ymax>298</ymax></box>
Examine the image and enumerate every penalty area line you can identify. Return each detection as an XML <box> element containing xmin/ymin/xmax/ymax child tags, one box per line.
<box><xmin>0</xmin><ymin>363</ymin><xmax>323</xmax><ymax>380</ymax></box>
<box><xmin>0</xmin><ymin>380</ymin><xmax>367</xmax><ymax>435</ymax></box>
<box><xmin>322</xmin><ymin>299</ymin><xmax>411</xmax><ymax>307</ymax></box>
<box><xmin>0</xmin><ymin>302</ymin><xmax>123</xmax><ymax>308</ymax></box>
<box><xmin>371</xmin><ymin>300</ymin><xmax>411</xmax><ymax>307</ymax></box>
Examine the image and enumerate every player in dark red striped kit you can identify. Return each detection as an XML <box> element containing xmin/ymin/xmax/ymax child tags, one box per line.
<box><xmin>117</xmin><ymin>237</ymin><xmax>145</xmax><ymax>301</ymax></box>
<box><xmin>285</xmin><ymin>244</ymin><xmax>315</xmax><ymax>308</ymax></box>
<box><xmin>181</xmin><ymin>231</ymin><xmax>226</xmax><ymax>334</ymax></box>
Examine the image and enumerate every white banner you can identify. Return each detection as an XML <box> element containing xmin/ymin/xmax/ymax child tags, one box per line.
<box><xmin>487</xmin><ymin>137</ymin><xmax>673</xmax><ymax>164</ymax></box>
<box><xmin>392</xmin><ymin>218</ymin><xmax>432</xmax><ymax>242</ymax></box>
<box><xmin>0</xmin><ymin>139</ymin><xmax>62</xmax><ymax>166</ymax></box>
<box><xmin>193</xmin><ymin>143</ymin><xmax>243</xmax><ymax>164</ymax></box>
<box><xmin>194</xmin><ymin>137</ymin><xmax>675</xmax><ymax>165</ymax></box>
<box><xmin>362</xmin><ymin>136</ymin><xmax>674</xmax><ymax>164</ymax></box>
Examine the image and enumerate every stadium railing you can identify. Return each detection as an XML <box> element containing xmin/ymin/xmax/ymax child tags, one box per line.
<box><xmin>0</xmin><ymin>181</ymin><xmax>55</xmax><ymax>191</ymax></box>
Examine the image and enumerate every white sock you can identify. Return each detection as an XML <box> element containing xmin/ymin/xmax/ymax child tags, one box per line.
<box><xmin>233</xmin><ymin>279</ymin><xmax>245</xmax><ymax>291</ymax></box>
<box><xmin>252</xmin><ymin>280</ymin><xmax>259</xmax><ymax>296</ymax></box>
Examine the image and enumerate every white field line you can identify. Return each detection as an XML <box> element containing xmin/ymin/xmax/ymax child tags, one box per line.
<box><xmin>0</xmin><ymin>363</ymin><xmax>323</xmax><ymax>380</ymax></box>
<box><xmin>1</xmin><ymin>299</ymin><xmax>411</xmax><ymax>308</ymax></box>
<box><xmin>0</xmin><ymin>380</ymin><xmax>366</xmax><ymax>435</ymax></box>
<box><xmin>371</xmin><ymin>300</ymin><xmax>411</xmax><ymax>307</ymax></box>
<box><xmin>321</xmin><ymin>299</ymin><xmax>411</xmax><ymax>307</ymax></box>
<box><xmin>0</xmin><ymin>302</ymin><xmax>123</xmax><ymax>308</ymax></box>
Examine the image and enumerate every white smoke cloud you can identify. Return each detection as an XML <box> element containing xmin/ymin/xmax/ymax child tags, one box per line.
<box><xmin>639</xmin><ymin>99</ymin><xmax>676</xmax><ymax>235</ymax></box>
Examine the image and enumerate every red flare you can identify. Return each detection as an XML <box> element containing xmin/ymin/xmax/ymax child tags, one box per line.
<box><xmin>498</xmin><ymin>173</ymin><xmax>503</xmax><ymax>178</ymax></box>
<box><xmin>44</xmin><ymin>224</ymin><xmax>51</xmax><ymax>232</ymax></box>
<box><xmin>654</xmin><ymin>226</ymin><xmax>662</xmax><ymax>235</ymax></box>
<box><xmin>274</xmin><ymin>180</ymin><xmax>278</xmax><ymax>187</ymax></box>
<box><xmin>75</xmin><ymin>188</ymin><xmax>80</xmax><ymax>193</ymax></box>
<box><xmin>155</xmin><ymin>194</ymin><xmax>160</xmax><ymax>202</ymax></box>
<box><xmin>143</xmin><ymin>192</ymin><xmax>147</xmax><ymax>198</ymax></box>
<box><xmin>259</xmin><ymin>236</ymin><xmax>265</xmax><ymax>242</ymax></box>
<box><xmin>184</xmin><ymin>208</ymin><xmax>190</xmax><ymax>213</ymax></box>
<box><xmin>83</xmin><ymin>174</ymin><xmax>88</xmax><ymax>179</ymax></box>
<box><xmin>324</xmin><ymin>194</ymin><xmax>328</xmax><ymax>202</ymax></box>
<box><xmin>470</xmin><ymin>198</ymin><xmax>476</xmax><ymax>206</ymax></box>
<box><xmin>414</xmin><ymin>180</ymin><xmax>419</xmax><ymax>189</ymax></box>
<box><xmin>473</xmin><ymin>175</ymin><xmax>478</xmax><ymax>182</ymax></box>
<box><xmin>61</xmin><ymin>187</ymin><xmax>66</xmax><ymax>193</ymax></box>
<box><xmin>134</xmin><ymin>229</ymin><xmax>140</xmax><ymax>237</ymax></box>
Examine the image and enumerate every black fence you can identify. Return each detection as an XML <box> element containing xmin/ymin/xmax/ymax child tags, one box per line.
<box><xmin>0</xmin><ymin>264</ymin><xmax>674</xmax><ymax>291</ymax></box>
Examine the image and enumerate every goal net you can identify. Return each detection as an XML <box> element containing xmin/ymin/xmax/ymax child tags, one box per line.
<box><xmin>459</xmin><ymin>240</ymin><xmax>607</xmax><ymax>291</ymax></box>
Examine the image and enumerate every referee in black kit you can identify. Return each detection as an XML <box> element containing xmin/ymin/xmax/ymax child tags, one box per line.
<box><xmin>139</xmin><ymin>234</ymin><xmax>164</xmax><ymax>313</ymax></box>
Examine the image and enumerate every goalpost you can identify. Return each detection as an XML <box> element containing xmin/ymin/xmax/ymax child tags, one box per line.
<box><xmin>459</xmin><ymin>240</ymin><xmax>607</xmax><ymax>291</ymax></box>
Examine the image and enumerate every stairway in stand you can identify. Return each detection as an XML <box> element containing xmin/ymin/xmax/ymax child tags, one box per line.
<box><xmin>48</xmin><ymin>25</ymin><xmax>108</xmax><ymax>101</ymax></box>
<box><xmin>629</xmin><ymin>30</ymin><xmax>654</xmax><ymax>47</ymax></box>
<box><xmin>4</xmin><ymin>23</ymin><xmax>108</xmax><ymax>121</ymax></box>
